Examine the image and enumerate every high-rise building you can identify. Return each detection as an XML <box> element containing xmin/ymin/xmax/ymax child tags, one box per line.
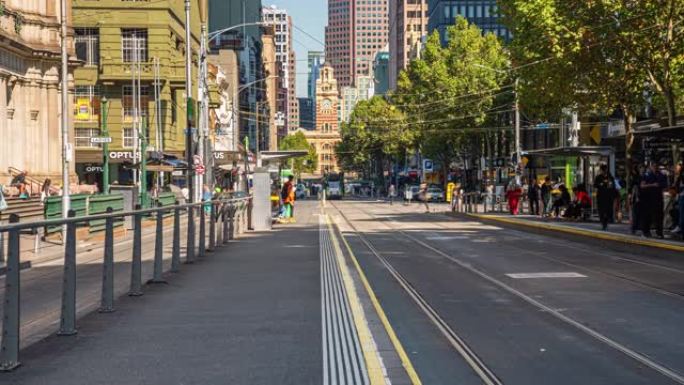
<box><xmin>374</xmin><ymin>50</ymin><xmax>390</xmax><ymax>95</ymax></box>
<box><xmin>427</xmin><ymin>1</ymin><xmax>510</xmax><ymax>45</ymax></box>
<box><xmin>298</xmin><ymin>98</ymin><xmax>315</xmax><ymax>130</ymax></box>
<box><xmin>308</xmin><ymin>51</ymin><xmax>325</xmax><ymax>99</ymax></box>
<box><xmin>389</xmin><ymin>0</ymin><xmax>428</xmax><ymax>90</ymax></box>
<box><xmin>262</xmin><ymin>5</ymin><xmax>297</xmax><ymax>136</ymax></box>
<box><xmin>325</xmin><ymin>0</ymin><xmax>390</xmax><ymax>89</ymax></box>
<box><xmin>210</xmin><ymin>0</ymin><xmax>264</xmax><ymax>152</ymax></box>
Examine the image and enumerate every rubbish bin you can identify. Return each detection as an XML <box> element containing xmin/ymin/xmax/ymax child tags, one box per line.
<box><xmin>110</xmin><ymin>185</ymin><xmax>139</xmax><ymax>229</ymax></box>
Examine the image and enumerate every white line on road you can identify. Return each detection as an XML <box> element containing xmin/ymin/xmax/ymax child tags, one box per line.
<box><xmin>506</xmin><ymin>272</ymin><xmax>587</xmax><ymax>279</ymax></box>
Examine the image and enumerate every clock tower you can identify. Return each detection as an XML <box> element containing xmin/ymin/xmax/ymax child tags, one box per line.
<box><xmin>302</xmin><ymin>63</ymin><xmax>341</xmax><ymax>176</ymax></box>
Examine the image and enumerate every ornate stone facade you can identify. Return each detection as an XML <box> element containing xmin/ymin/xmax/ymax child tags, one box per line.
<box><xmin>303</xmin><ymin>64</ymin><xmax>341</xmax><ymax>177</ymax></box>
<box><xmin>0</xmin><ymin>0</ymin><xmax>76</xmax><ymax>183</ymax></box>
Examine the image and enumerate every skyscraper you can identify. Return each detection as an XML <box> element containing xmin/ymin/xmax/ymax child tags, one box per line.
<box><xmin>389</xmin><ymin>0</ymin><xmax>428</xmax><ymax>90</ymax></box>
<box><xmin>427</xmin><ymin>1</ymin><xmax>510</xmax><ymax>45</ymax></box>
<box><xmin>325</xmin><ymin>0</ymin><xmax>390</xmax><ymax>89</ymax></box>
<box><xmin>307</xmin><ymin>51</ymin><xmax>325</xmax><ymax>100</ymax></box>
<box><xmin>262</xmin><ymin>5</ymin><xmax>298</xmax><ymax>136</ymax></box>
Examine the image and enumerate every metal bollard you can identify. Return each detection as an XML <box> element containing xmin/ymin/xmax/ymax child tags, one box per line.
<box><xmin>0</xmin><ymin>230</ymin><xmax>5</xmax><ymax>264</ymax></box>
<box><xmin>186</xmin><ymin>206</ymin><xmax>195</xmax><ymax>264</ymax></box>
<box><xmin>208</xmin><ymin>202</ymin><xmax>216</xmax><ymax>252</ymax></box>
<box><xmin>198</xmin><ymin>204</ymin><xmax>206</xmax><ymax>258</ymax></box>
<box><xmin>247</xmin><ymin>197</ymin><xmax>253</xmax><ymax>230</ymax></box>
<box><xmin>475</xmin><ymin>196</ymin><xmax>479</xmax><ymax>213</ymax></box>
<box><xmin>171</xmin><ymin>204</ymin><xmax>181</xmax><ymax>272</ymax></box>
<box><xmin>0</xmin><ymin>214</ymin><xmax>21</xmax><ymax>371</ymax></box>
<box><xmin>229</xmin><ymin>205</ymin><xmax>236</xmax><ymax>240</ymax></box>
<box><xmin>223</xmin><ymin>204</ymin><xmax>231</xmax><ymax>244</ymax></box>
<box><xmin>217</xmin><ymin>204</ymin><xmax>225</xmax><ymax>246</ymax></box>
<box><xmin>128</xmin><ymin>205</ymin><xmax>143</xmax><ymax>296</ymax></box>
<box><xmin>150</xmin><ymin>209</ymin><xmax>166</xmax><ymax>283</ymax></box>
<box><xmin>99</xmin><ymin>207</ymin><xmax>115</xmax><ymax>313</ymax></box>
<box><xmin>58</xmin><ymin>210</ymin><xmax>78</xmax><ymax>336</ymax></box>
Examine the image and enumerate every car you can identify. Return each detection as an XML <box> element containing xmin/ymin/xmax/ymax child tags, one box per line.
<box><xmin>426</xmin><ymin>187</ymin><xmax>444</xmax><ymax>202</ymax></box>
<box><xmin>295</xmin><ymin>184</ymin><xmax>307</xmax><ymax>199</ymax></box>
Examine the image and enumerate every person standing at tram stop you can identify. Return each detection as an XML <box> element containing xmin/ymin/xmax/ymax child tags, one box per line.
<box><xmin>640</xmin><ymin>162</ymin><xmax>668</xmax><ymax>238</ymax></box>
<box><xmin>281</xmin><ymin>175</ymin><xmax>296</xmax><ymax>223</ymax></box>
<box><xmin>593</xmin><ymin>164</ymin><xmax>618</xmax><ymax>231</ymax></box>
<box><xmin>419</xmin><ymin>183</ymin><xmax>430</xmax><ymax>213</ymax></box>
<box><xmin>673</xmin><ymin>163</ymin><xmax>684</xmax><ymax>237</ymax></box>
<box><xmin>505</xmin><ymin>180</ymin><xmax>523</xmax><ymax>215</ymax></box>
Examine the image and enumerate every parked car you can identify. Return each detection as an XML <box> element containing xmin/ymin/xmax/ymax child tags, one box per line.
<box><xmin>404</xmin><ymin>185</ymin><xmax>421</xmax><ymax>201</ymax></box>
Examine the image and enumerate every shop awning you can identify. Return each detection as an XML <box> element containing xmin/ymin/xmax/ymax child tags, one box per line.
<box><xmin>633</xmin><ymin>123</ymin><xmax>684</xmax><ymax>139</ymax></box>
<box><xmin>259</xmin><ymin>150</ymin><xmax>308</xmax><ymax>162</ymax></box>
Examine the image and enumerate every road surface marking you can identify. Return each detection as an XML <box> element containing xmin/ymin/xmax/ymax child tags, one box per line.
<box><xmin>331</xmin><ymin>214</ymin><xmax>423</xmax><ymax>385</ymax></box>
<box><xmin>327</xmin><ymin>215</ymin><xmax>389</xmax><ymax>385</ymax></box>
<box><xmin>506</xmin><ymin>272</ymin><xmax>587</xmax><ymax>279</ymax></box>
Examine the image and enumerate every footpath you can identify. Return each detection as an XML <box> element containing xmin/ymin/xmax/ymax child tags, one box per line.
<box><xmin>3</xmin><ymin>203</ymin><xmax>324</xmax><ymax>385</ymax></box>
<box><xmin>460</xmin><ymin>209</ymin><xmax>684</xmax><ymax>254</ymax></box>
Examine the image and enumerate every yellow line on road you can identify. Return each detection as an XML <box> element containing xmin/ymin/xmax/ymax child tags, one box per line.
<box><xmin>468</xmin><ymin>213</ymin><xmax>684</xmax><ymax>253</ymax></box>
<box><xmin>326</xmin><ymin>214</ymin><xmax>388</xmax><ymax>385</ymax></box>
<box><xmin>328</xmin><ymin>214</ymin><xmax>423</xmax><ymax>385</ymax></box>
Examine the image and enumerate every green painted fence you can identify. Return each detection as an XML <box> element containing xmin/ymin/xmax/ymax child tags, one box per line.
<box><xmin>88</xmin><ymin>194</ymin><xmax>125</xmax><ymax>232</ymax></box>
<box><xmin>44</xmin><ymin>195</ymin><xmax>89</xmax><ymax>234</ymax></box>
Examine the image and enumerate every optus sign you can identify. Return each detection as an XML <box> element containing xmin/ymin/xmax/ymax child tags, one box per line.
<box><xmin>108</xmin><ymin>151</ymin><xmax>141</xmax><ymax>160</ymax></box>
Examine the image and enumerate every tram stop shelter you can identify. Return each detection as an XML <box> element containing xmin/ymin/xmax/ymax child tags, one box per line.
<box><xmin>524</xmin><ymin>146</ymin><xmax>616</xmax><ymax>191</ymax></box>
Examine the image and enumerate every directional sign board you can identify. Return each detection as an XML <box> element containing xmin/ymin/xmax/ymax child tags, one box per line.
<box><xmin>90</xmin><ymin>137</ymin><xmax>113</xmax><ymax>144</ymax></box>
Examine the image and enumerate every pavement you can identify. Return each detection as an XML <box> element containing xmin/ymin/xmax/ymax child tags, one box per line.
<box><xmin>3</xmin><ymin>202</ymin><xmax>324</xmax><ymax>385</ymax></box>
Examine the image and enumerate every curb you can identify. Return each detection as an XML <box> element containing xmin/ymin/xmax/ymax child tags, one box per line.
<box><xmin>465</xmin><ymin>213</ymin><xmax>684</xmax><ymax>254</ymax></box>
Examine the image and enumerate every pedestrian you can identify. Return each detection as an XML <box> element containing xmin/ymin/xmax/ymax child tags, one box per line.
<box><xmin>594</xmin><ymin>164</ymin><xmax>617</xmax><ymax>230</ymax></box>
<box><xmin>40</xmin><ymin>178</ymin><xmax>52</xmax><ymax>204</ymax></box>
<box><xmin>629</xmin><ymin>165</ymin><xmax>643</xmax><ymax>235</ymax></box>
<box><xmin>640</xmin><ymin>162</ymin><xmax>667</xmax><ymax>238</ymax></box>
<box><xmin>527</xmin><ymin>178</ymin><xmax>540</xmax><ymax>215</ymax></box>
<box><xmin>506</xmin><ymin>181</ymin><xmax>523</xmax><ymax>215</ymax></box>
<box><xmin>672</xmin><ymin>163</ymin><xmax>684</xmax><ymax>236</ymax></box>
<box><xmin>419</xmin><ymin>183</ymin><xmax>430</xmax><ymax>213</ymax></box>
<box><xmin>280</xmin><ymin>175</ymin><xmax>295</xmax><ymax>223</ymax></box>
<box><xmin>551</xmin><ymin>183</ymin><xmax>571</xmax><ymax>218</ymax></box>
<box><xmin>540</xmin><ymin>176</ymin><xmax>552</xmax><ymax>217</ymax></box>
<box><xmin>388</xmin><ymin>184</ymin><xmax>396</xmax><ymax>205</ymax></box>
<box><xmin>11</xmin><ymin>171</ymin><xmax>28</xmax><ymax>199</ymax></box>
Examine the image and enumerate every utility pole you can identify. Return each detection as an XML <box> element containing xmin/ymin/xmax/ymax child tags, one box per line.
<box><xmin>514</xmin><ymin>77</ymin><xmax>521</xmax><ymax>185</ymax></box>
<box><xmin>101</xmin><ymin>97</ymin><xmax>110</xmax><ymax>194</ymax></box>
<box><xmin>60</xmin><ymin>0</ymin><xmax>71</xmax><ymax>230</ymax></box>
<box><xmin>198</xmin><ymin>22</ymin><xmax>209</xmax><ymax>196</ymax></box>
<box><xmin>184</xmin><ymin>0</ymin><xmax>195</xmax><ymax>203</ymax></box>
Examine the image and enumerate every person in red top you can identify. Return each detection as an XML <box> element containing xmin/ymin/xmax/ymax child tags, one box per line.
<box><xmin>566</xmin><ymin>184</ymin><xmax>592</xmax><ymax>220</ymax></box>
<box><xmin>505</xmin><ymin>181</ymin><xmax>523</xmax><ymax>215</ymax></box>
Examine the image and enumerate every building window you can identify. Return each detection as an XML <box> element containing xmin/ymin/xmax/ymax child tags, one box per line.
<box><xmin>122</xmin><ymin>29</ymin><xmax>148</xmax><ymax>62</ymax></box>
<box><xmin>74</xmin><ymin>85</ymin><xmax>101</xmax><ymax>122</ymax></box>
<box><xmin>122</xmin><ymin>85</ymin><xmax>149</xmax><ymax>123</ymax></box>
<box><xmin>75</xmin><ymin>28</ymin><xmax>99</xmax><ymax>66</ymax></box>
<box><xmin>75</xmin><ymin>128</ymin><xmax>101</xmax><ymax>148</ymax></box>
<box><xmin>123</xmin><ymin>128</ymin><xmax>135</xmax><ymax>148</ymax></box>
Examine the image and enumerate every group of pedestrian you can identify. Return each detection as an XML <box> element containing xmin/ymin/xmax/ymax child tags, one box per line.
<box><xmin>630</xmin><ymin>162</ymin><xmax>683</xmax><ymax>239</ymax></box>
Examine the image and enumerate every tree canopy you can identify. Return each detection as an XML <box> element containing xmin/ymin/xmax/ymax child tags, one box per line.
<box><xmin>278</xmin><ymin>131</ymin><xmax>318</xmax><ymax>177</ymax></box>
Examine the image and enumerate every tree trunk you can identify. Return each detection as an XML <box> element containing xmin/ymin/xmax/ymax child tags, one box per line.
<box><xmin>664</xmin><ymin>87</ymin><xmax>677</xmax><ymax>127</ymax></box>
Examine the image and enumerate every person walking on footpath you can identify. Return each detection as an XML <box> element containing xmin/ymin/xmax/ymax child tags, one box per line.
<box><xmin>673</xmin><ymin>163</ymin><xmax>684</xmax><ymax>237</ymax></box>
<box><xmin>419</xmin><ymin>183</ymin><xmax>430</xmax><ymax>213</ymax></box>
<box><xmin>527</xmin><ymin>178</ymin><xmax>540</xmax><ymax>215</ymax></box>
<box><xmin>640</xmin><ymin>162</ymin><xmax>667</xmax><ymax>238</ymax></box>
<box><xmin>594</xmin><ymin>164</ymin><xmax>618</xmax><ymax>231</ymax></box>
<box><xmin>388</xmin><ymin>184</ymin><xmax>396</xmax><ymax>205</ymax></box>
<box><xmin>506</xmin><ymin>181</ymin><xmax>523</xmax><ymax>215</ymax></box>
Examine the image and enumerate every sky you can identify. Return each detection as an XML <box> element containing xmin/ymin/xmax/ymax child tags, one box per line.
<box><xmin>265</xmin><ymin>0</ymin><xmax>327</xmax><ymax>97</ymax></box>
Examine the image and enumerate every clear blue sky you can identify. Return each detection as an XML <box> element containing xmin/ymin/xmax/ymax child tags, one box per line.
<box><xmin>265</xmin><ymin>0</ymin><xmax>327</xmax><ymax>97</ymax></box>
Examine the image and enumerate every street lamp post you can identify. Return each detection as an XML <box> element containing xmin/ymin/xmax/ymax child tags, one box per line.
<box><xmin>101</xmin><ymin>97</ymin><xmax>110</xmax><ymax>194</ymax></box>
<box><xmin>60</xmin><ymin>0</ymin><xmax>71</xmax><ymax>232</ymax></box>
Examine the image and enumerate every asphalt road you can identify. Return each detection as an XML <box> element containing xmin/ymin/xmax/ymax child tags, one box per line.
<box><xmin>328</xmin><ymin>199</ymin><xmax>684</xmax><ymax>385</ymax></box>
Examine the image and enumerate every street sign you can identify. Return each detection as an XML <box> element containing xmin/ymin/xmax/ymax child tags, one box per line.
<box><xmin>422</xmin><ymin>159</ymin><xmax>433</xmax><ymax>173</ymax></box>
<box><xmin>195</xmin><ymin>165</ymin><xmax>206</xmax><ymax>175</ymax></box>
<box><xmin>90</xmin><ymin>137</ymin><xmax>112</xmax><ymax>144</ymax></box>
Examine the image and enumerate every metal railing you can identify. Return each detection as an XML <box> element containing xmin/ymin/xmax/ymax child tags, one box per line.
<box><xmin>0</xmin><ymin>195</ymin><xmax>253</xmax><ymax>371</ymax></box>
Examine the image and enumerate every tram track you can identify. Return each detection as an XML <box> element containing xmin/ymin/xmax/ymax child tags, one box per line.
<box><xmin>330</xmin><ymin>200</ymin><xmax>684</xmax><ymax>385</ymax></box>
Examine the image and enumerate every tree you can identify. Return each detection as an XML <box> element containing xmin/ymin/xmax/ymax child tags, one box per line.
<box><xmin>394</xmin><ymin>17</ymin><xmax>510</xmax><ymax>189</ymax></box>
<box><xmin>278</xmin><ymin>131</ymin><xmax>318</xmax><ymax>177</ymax></box>
<box><xmin>336</xmin><ymin>96</ymin><xmax>411</xmax><ymax>185</ymax></box>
